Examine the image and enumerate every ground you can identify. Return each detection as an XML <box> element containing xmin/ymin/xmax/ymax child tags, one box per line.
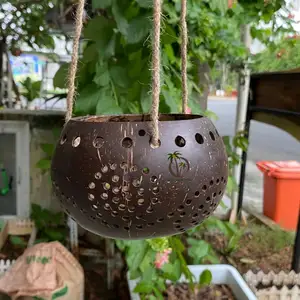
<box><xmin>202</xmin><ymin>221</ymin><xmax>294</xmax><ymax>274</ymax></box>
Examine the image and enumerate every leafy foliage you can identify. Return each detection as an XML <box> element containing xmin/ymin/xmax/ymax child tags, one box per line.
<box><xmin>223</xmin><ymin>131</ymin><xmax>249</xmax><ymax>194</ymax></box>
<box><xmin>20</xmin><ymin>77</ymin><xmax>42</xmax><ymax>104</ymax></box>
<box><xmin>53</xmin><ymin>0</ymin><xmax>251</xmax><ymax>116</ymax></box>
<box><xmin>9</xmin><ymin>236</ymin><xmax>27</xmax><ymax>248</ymax></box>
<box><xmin>116</xmin><ymin>236</ymin><xmax>193</xmax><ymax>299</ymax></box>
<box><xmin>252</xmin><ymin>38</ymin><xmax>300</xmax><ymax>73</ymax></box>
<box><xmin>36</xmin><ymin>128</ymin><xmax>61</xmax><ymax>174</ymax></box>
<box><xmin>116</xmin><ymin>217</ymin><xmax>246</xmax><ymax>298</ymax></box>
<box><xmin>199</xmin><ymin>269</ymin><xmax>212</xmax><ymax>286</ymax></box>
<box><xmin>0</xmin><ymin>1</ymin><xmax>55</xmax><ymax>51</ymax></box>
<box><xmin>30</xmin><ymin>203</ymin><xmax>67</xmax><ymax>244</ymax></box>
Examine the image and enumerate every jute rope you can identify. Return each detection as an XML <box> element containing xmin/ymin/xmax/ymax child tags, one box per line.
<box><xmin>181</xmin><ymin>0</ymin><xmax>188</xmax><ymax>114</ymax></box>
<box><xmin>65</xmin><ymin>0</ymin><xmax>189</xmax><ymax>145</ymax></box>
<box><xmin>65</xmin><ymin>0</ymin><xmax>85</xmax><ymax>122</ymax></box>
<box><xmin>150</xmin><ymin>0</ymin><xmax>162</xmax><ymax>147</ymax></box>
<box><xmin>151</xmin><ymin>0</ymin><xmax>189</xmax><ymax>146</ymax></box>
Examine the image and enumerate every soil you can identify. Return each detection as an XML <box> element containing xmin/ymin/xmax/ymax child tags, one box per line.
<box><xmin>83</xmin><ymin>262</ymin><xmax>130</xmax><ymax>300</ymax></box>
<box><xmin>0</xmin><ymin>235</ymin><xmax>29</xmax><ymax>259</ymax></box>
<box><xmin>164</xmin><ymin>283</ymin><xmax>236</xmax><ymax>300</ymax></box>
<box><xmin>203</xmin><ymin>230</ymin><xmax>293</xmax><ymax>274</ymax></box>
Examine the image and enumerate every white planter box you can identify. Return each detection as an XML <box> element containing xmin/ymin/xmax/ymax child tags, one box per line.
<box><xmin>128</xmin><ymin>264</ymin><xmax>257</xmax><ymax>300</ymax></box>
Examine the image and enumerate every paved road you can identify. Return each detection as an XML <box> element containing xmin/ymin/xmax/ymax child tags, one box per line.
<box><xmin>208</xmin><ymin>99</ymin><xmax>300</xmax><ymax>213</ymax></box>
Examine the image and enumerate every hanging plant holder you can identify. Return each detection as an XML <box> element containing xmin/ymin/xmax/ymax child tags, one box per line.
<box><xmin>51</xmin><ymin>0</ymin><xmax>228</xmax><ymax>239</ymax></box>
<box><xmin>51</xmin><ymin>114</ymin><xmax>228</xmax><ymax>239</ymax></box>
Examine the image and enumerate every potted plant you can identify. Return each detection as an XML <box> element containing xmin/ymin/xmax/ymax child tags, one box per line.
<box><xmin>116</xmin><ymin>235</ymin><xmax>256</xmax><ymax>300</ymax></box>
<box><xmin>128</xmin><ymin>264</ymin><xmax>256</xmax><ymax>300</ymax></box>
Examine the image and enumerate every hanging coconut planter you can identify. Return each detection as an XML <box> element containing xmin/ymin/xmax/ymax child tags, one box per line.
<box><xmin>51</xmin><ymin>0</ymin><xmax>228</xmax><ymax>239</ymax></box>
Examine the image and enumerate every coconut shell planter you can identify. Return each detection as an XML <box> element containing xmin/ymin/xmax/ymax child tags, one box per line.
<box><xmin>51</xmin><ymin>114</ymin><xmax>228</xmax><ymax>239</ymax></box>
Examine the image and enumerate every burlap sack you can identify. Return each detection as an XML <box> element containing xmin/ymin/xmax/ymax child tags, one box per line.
<box><xmin>0</xmin><ymin>242</ymin><xmax>84</xmax><ymax>300</ymax></box>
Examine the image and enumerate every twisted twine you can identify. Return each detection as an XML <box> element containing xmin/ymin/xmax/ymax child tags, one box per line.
<box><xmin>65</xmin><ymin>0</ymin><xmax>85</xmax><ymax>122</ymax></box>
<box><xmin>150</xmin><ymin>0</ymin><xmax>188</xmax><ymax>146</ymax></box>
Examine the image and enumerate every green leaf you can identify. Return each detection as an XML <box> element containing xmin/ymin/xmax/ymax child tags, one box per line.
<box><xmin>9</xmin><ymin>236</ymin><xmax>27</xmax><ymax>247</ymax></box>
<box><xmin>226</xmin><ymin>233</ymin><xmax>243</xmax><ymax>253</ymax></box>
<box><xmin>140</xmin><ymin>87</ymin><xmax>151</xmax><ymax>113</ymax></box>
<box><xmin>115</xmin><ymin>239</ymin><xmax>127</xmax><ymax>251</ymax></box>
<box><xmin>126</xmin><ymin>241</ymin><xmax>148</xmax><ymax>272</ymax></box>
<box><xmin>112</xmin><ymin>0</ymin><xmax>129</xmax><ymax>36</ymax></box>
<box><xmin>203</xmin><ymin>110</ymin><xmax>219</xmax><ymax>121</ymax></box>
<box><xmin>95</xmin><ymin>88</ymin><xmax>123</xmax><ymax>115</ymax></box>
<box><xmin>94</xmin><ymin>62</ymin><xmax>110</xmax><ymax>87</ymax></box>
<box><xmin>82</xmin><ymin>43</ymin><xmax>98</xmax><ymax>63</ymax></box>
<box><xmin>156</xmin><ymin>278</ymin><xmax>166</xmax><ymax>292</ymax></box>
<box><xmin>40</xmin><ymin>143</ymin><xmax>55</xmax><ymax>157</ymax></box>
<box><xmin>109</xmin><ymin>66</ymin><xmax>130</xmax><ymax>88</ymax></box>
<box><xmin>133</xmin><ymin>282</ymin><xmax>153</xmax><ymax>294</ymax></box>
<box><xmin>92</xmin><ymin>0</ymin><xmax>112</xmax><ymax>9</ymax></box>
<box><xmin>209</xmin><ymin>0</ymin><xmax>228</xmax><ymax>14</ymax></box>
<box><xmin>226</xmin><ymin>175</ymin><xmax>238</xmax><ymax>194</ymax></box>
<box><xmin>153</xmin><ymin>287</ymin><xmax>164</xmax><ymax>300</ymax></box>
<box><xmin>199</xmin><ymin>270</ymin><xmax>212</xmax><ymax>286</ymax></box>
<box><xmin>36</xmin><ymin>159</ymin><xmax>51</xmax><ymax>170</ymax></box>
<box><xmin>170</xmin><ymin>236</ymin><xmax>185</xmax><ymax>252</ymax></box>
<box><xmin>128</xmin><ymin>50</ymin><xmax>144</xmax><ymax>78</ymax></box>
<box><xmin>130</xmin><ymin>269</ymin><xmax>142</xmax><ymax>280</ymax></box>
<box><xmin>187</xmin><ymin>239</ymin><xmax>210</xmax><ymax>264</ymax></box>
<box><xmin>75</xmin><ymin>83</ymin><xmax>102</xmax><ymax>115</ymax></box>
<box><xmin>164</xmin><ymin>44</ymin><xmax>176</xmax><ymax>64</ymax></box>
<box><xmin>84</xmin><ymin>16</ymin><xmax>115</xmax><ymax>57</ymax></box>
<box><xmin>53</xmin><ymin>63</ymin><xmax>69</xmax><ymax>89</ymax></box>
<box><xmin>126</xmin><ymin>14</ymin><xmax>151</xmax><ymax>44</ymax></box>
<box><xmin>141</xmin><ymin>266</ymin><xmax>156</xmax><ymax>282</ymax></box>
<box><xmin>213</xmin><ymin>220</ymin><xmax>231</xmax><ymax>236</ymax></box>
<box><xmin>136</xmin><ymin>0</ymin><xmax>152</xmax><ymax>8</ymax></box>
<box><xmin>169</xmin><ymin>237</ymin><xmax>194</xmax><ymax>285</ymax></box>
<box><xmin>45</xmin><ymin>228</ymin><xmax>65</xmax><ymax>241</ymax></box>
<box><xmin>146</xmin><ymin>237</ymin><xmax>169</xmax><ymax>252</ymax></box>
<box><xmin>161</xmin><ymin>25</ymin><xmax>178</xmax><ymax>44</ymax></box>
<box><xmin>34</xmin><ymin>238</ymin><xmax>50</xmax><ymax>244</ymax></box>
<box><xmin>206</xmin><ymin>253</ymin><xmax>220</xmax><ymax>264</ymax></box>
<box><xmin>103</xmin><ymin>33</ymin><xmax>117</xmax><ymax>58</ymax></box>
<box><xmin>140</xmin><ymin>248</ymin><xmax>156</xmax><ymax>273</ymax></box>
<box><xmin>161</xmin><ymin>260</ymin><xmax>181</xmax><ymax>281</ymax></box>
<box><xmin>223</xmin><ymin>222</ymin><xmax>240</xmax><ymax>235</ymax></box>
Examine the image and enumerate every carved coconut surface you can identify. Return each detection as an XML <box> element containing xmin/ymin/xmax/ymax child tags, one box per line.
<box><xmin>51</xmin><ymin>114</ymin><xmax>228</xmax><ymax>239</ymax></box>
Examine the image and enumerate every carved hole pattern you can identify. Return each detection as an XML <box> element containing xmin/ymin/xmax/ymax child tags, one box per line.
<box><xmin>56</xmin><ymin>128</ymin><xmax>225</xmax><ymax>232</ymax></box>
<box><xmin>55</xmin><ymin>174</ymin><xmax>226</xmax><ymax>231</ymax></box>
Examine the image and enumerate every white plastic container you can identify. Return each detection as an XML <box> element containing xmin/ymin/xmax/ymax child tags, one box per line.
<box><xmin>128</xmin><ymin>264</ymin><xmax>257</xmax><ymax>300</ymax></box>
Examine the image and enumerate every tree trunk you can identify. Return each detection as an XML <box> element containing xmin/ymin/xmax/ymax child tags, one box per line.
<box><xmin>221</xmin><ymin>63</ymin><xmax>228</xmax><ymax>91</ymax></box>
<box><xmin>230</xmin><ymin>24</ymin><xmax>251</xmax><ymax>224</ymax></box>
<box><xmin>197</xmin><ymin>61</ymin><xmax>210</xmax><ymax>111</ymax></box>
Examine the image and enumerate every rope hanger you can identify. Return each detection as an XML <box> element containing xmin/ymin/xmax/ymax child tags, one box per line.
<box><xmin>66</xmin><ymin>0</ymin><xmax>189</xmax><ymax>147</ymax></box>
